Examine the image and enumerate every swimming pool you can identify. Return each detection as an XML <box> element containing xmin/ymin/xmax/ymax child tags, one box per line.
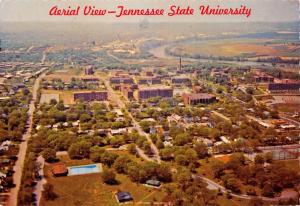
<box><xmin>68</xmin><ymin>164</ymin><xmax>102</xmax><ymax>176</ymax></box>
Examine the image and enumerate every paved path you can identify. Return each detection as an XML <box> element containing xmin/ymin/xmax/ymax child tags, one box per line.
<box><xmin>7</xmin><ymin>72</ymin><xmax>45</xmax><ymax>206</ymax></box>
<box><xmin>196</xmin><ymin>175</ymin><xmax>280</xmax><ymax>202</ymax></box>
<box><xmin>280</xmin><ymin>115</ymin><xmax>300</xmax><ymax>128</ymax></box>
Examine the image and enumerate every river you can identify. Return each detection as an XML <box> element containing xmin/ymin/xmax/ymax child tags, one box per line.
<box><xmin>148</xmin><ymin>43</ymin><xmax>278</xmax><ymax>67</ymax></box>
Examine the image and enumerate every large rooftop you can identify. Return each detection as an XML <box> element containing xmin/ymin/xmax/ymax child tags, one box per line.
<box><xmin>184</xmin><ymin>93</ymin><xmax>215</xmax><ymax>100</ymax></box>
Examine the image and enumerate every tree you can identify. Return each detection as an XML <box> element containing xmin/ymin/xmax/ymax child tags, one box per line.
<box><xmin>254</xmin><ymin>154</ymin><xmax>265</xmax><ymax>164</ymax></box>
<box><xmin>226</xmin><ymin>153</ymin><xmax>245</xmax><ymax>170</ymax></box>
<box><xmin>211</xmin><ymin>160</ymin><xmax>225</xmax><ymax>178</ymax></box>
<box><xmin>265</xmin><ymin>152</ymin><xmax>273</xmax><ymax>163</ymax></box>
<box><xmin>175</xmin><ymin>168</ymin><xmax>193</xmax><ymax>190</ymax></box>
<box><xmin>2</xmin><ymin>176</ymin><xmax>14</xmax><ymax>188</ymax></box>
<box><xmin>175</xmin><ymin>154</ymin><xmax>189</xmax><ymax>166</ymax></box>
<box><xmin>50</xmin><ymin>99</ymin><xmax>57</xmax><ymax>106</ymax></box>
<box><xmin>194</xmin><ymin>142</ymin><xmax>208</xmax><ymax>159</ymax></box>
<box><xmin>127</xmin><ymin>143</ymin><xmax>136</xmax><ymax>155</ymax></box>
<box><xmin>160</xmin><ymin>147</ymin><xmax>173</xmax><ymax>161</ymax></box>
<box><xmin>245</xmin><ymin>186</ymin><xmax>256</xmax><ymax>196</ymax></box>
<box><xmin>173</xmin><ymin>133</ymin><xmax>191</xmax><ymax>146</ymax></box>
<box><xmin>224</xmin><ymin>178</ymin><xmax>241</xmax><ymax>193</ymax></box>
<box><xmin>101</xmin><ymin>152</ymin><xmax>119</xmax><ymax>167</ymax></box>
<box><xmin>43</xmin><ymin>183</ymin><xmax>57</xmax><ymax>200</ymax></box>
<box><xmin>249</xmin><ymin>198</ymin><xmax>263</xmax><ymax>206</ymax></box>
<box><xmin>185</xmin><ymin>148</ymin><xmax>198</xmax><ymax>164</ymax></box>
<box><xmin>79</xmin><ymin>113</ymin><xmax>91</xmax><ymax>123</ymax></box>
<box><xmin>156</xmin><ymin>139</ymin><xmax>164</xmax><ymax>149</ymax></box>
<box><xmin>42</xmin><ymin>148</ymin><xmax>57</xmax><ymax>163</ymax></box>
<box><xmin>262</xmin><ymin>183</ymin><xmax>274</xmax><ymax>197</ymax></box>
<box><xmin>101</xmin><ymin>168</ymin><xmax>117</xmax><ymax>185</ymax></box>
<box><xmin>55</xmin><ymin>101</ymin><xmax>64</xmax><ymax>111</ymax></box>
<box><xmin>156</xmin><ymin>163</ymin><xmax>172</xmax><ymax>182</ymax></box>
<box><xmin>143</xmin><ymin>142</ymin><xmax>152</xmax><ymax>155</ymax></box>
<box><xmin>127</xmin><ymin>162</ymin><xmax>141</xmax><ymax>182</ymax></box>
<box><xmin>216</xmin><ymin>86</ymin><xmax>224</xmax><ymax>94</ymax></box>
<box><xmin>110</xmin><ymin>136</ymin><xmax>124</xmax><ymax>148</ymax></box>
<box><xmin>246</xmin><ymin>87</ymin><xmax>254</xmax><ymax>95</ymax></box>
<box><xmin>89</xmin><ymin>146</ymin><xmax>105</xmax><ymax>162</ymax></box>
<box><xmin>140</xmin><ymin>121</ymin><xmax>154</xmax><ymax>132</ymax></box>
<box><xmin>113</xmin><ymin>155</ymin><xmax>131</xmax><ymax>173</ymax></box>
<box><xmin>68</xmin><ymin>141</ymin><xmax>92</xmax><ymax>159</ymax></box>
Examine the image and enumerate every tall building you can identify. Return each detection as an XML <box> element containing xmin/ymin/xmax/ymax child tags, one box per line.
<box><xmin>84</xmin><ymin>66</ymin><xmax>94</xmax><ymax>75</ymax></box>
<box><xmin>135</xmin><ymin>86</ymin><xmax>173</xmax><ymax>101</ymax></box>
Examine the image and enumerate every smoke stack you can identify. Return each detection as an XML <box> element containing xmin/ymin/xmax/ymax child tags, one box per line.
<box><xmin>179</xmin><ymin>57</ymin><xmax>182</xmax><ymax>71</ymax></box>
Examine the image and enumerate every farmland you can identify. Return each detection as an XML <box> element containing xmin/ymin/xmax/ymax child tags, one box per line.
<box><xmin>168</xmin><ymin>39</ymin><xmax>300</xmax><ymax>60</ymax></box>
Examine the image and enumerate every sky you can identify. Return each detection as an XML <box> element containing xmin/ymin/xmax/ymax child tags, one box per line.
<box><xmin>0</xmin><ymin>0</ymin><xmax>299</xmax><ymax>22</ymax></box>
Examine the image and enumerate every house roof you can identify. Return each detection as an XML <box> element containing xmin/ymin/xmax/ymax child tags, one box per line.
<box><xmin>51</xmin><ymin>163</ymin><xmax>68</xmax><ymax>175</ymax></box>
<box><xmin>115</xmin><ymin>191</ymin><xmax>133</xmax><ymax>202</ymax></box>
<box><xmin>146</xmin><ymin>180</ymin><xmax>161</xmax><ymax>187</ymax></box>
<box><xmin>184</xmin><ymin>93</ymin><xmax>215</xmax><ymax>100</ymax></box>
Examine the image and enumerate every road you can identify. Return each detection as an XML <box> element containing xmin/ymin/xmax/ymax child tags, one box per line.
<box><xmin>280</xmin><ymin>115</ymin><xmax>300</xmax><ymax>128</ymax></box>
<box><xmin>7</xmin><ymin>72</ymin><xmax>46</xmax><ymax>206</ymax></box>
<box><xmin>106</xmin><ymin>51</ymin><xmax>123</xmax><ymax>63</ymax></box>
<box><xmin>196</xmin><ymin>175</ymin><xmax>280</xmax><ymax>202</ymax></box>
<box><xmin>33</xmin><ymin>156</ymin><xmax>47</xmax><ymax>206</ymax></box>
<box><xmin>103</xmin><ymin>78</ymin><xmax>161</xmax><ymax>163</ymax></box>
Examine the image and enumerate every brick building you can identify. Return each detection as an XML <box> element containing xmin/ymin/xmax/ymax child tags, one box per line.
<box><xmin>182</xmin><ymin>93</ymin><xmax>216</xmax><ymax>106</ymax></box>
<box><xmin>74</xmin><ymin>91</ymin><xmax>108</xmax><ymax>102</ymax></box>
<box><xmin>138</xmin><ymin>77</ymin><xmax>161</xmax><ymax>85</ymax></box>
<box><xmin>121</xmin><ymin>85</ymin><xmax>134</xmax><ymax>100</ymax></box>
<box><xmin>268</xmin><ymin>83</ymin><xmax>300</xmax><ymax>93</ymax></box>
<box><xmin>171</xmin><ymin>76</ymin><xmax>191</xmax><ymax>85</ymax></box>
<box><xmin>110</xmin><ymin>77</ymin><xmax>134</xmax><ymax>84</ymax></box>
<box><xmin>136</xmin><ymin>86</ymin><xmax>173</xmax><ymax>101</ymax></box>
<box><xmin>253</xmin><ymin>75</ymin><xmax>274</xmax><ymax>83</ymax></box>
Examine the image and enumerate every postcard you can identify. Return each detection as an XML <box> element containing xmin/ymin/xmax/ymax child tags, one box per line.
<box><xmin>0</xmin><ymin>0</ymin><xmax>299</xmax><ymax>205</ymax></box>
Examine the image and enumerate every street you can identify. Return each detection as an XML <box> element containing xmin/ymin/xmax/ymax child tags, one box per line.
<box><xmin>103</xmin><ymin>78</ymin><xmax>161</xmax><ymax>163</ymax></box>
<box><xmin>7</xmin><ymin>72</ymin><xmax>46</xmax><ymax>206</ymax></box>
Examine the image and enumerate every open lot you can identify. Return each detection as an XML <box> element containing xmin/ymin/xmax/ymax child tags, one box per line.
<box><xmin>41</xmin><ymin>89</ymin><xmax>75</xmax><ymax>105</ymax></box>
<box><xmin>41</xmin><ymin>155</ymin><xmax>166</xmax><ymax>206</ymax></box>
<box><xmin>43</xmin><ymin>69</ymin><xmax>82</xmax><ymax>83</ymax></box>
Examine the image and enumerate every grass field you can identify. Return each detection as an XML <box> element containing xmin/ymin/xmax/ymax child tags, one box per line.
<box><xmin>44</xmin><ymin>69</ymin><xmax>82</xmax><ymax>83</ymax></box>
<box><xmin>40</xmin><ymin>173</ymin><xmax>166</xmax><ymax>206</ymax></box>
<box><xmin>41</xmin><ymin>89</ymin><xmax>75</xmax><ymax>105</ymax></box>
<box><xmin>41</xmin><ymin>154</ymin><xmax>166</xmax><ymax>206</ymax></box>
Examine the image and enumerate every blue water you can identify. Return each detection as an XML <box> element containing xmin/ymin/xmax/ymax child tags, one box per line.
<box><xmin>68</xmin><ymin>164</ymin><xmax>100</xmax><ymax>176</ymax></box>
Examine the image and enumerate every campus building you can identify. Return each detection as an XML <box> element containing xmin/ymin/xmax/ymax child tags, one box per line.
<box><xmin>182</xmin><ymin>93</ymin><xmax>216</xmax><ymax>106</ymax></box>
<box><xmin>84</xmin><ymin>66</ymin><xmax>94</xmax><ymax>75</ymax></box>
<box><xmin>73</xmin><ymin>91</ymin><xmax>108</xmax><ymax>102</ymax></box>
<box><xmin>135</xmin><ymin>86</ymin><xmax>173</xmax><ymax>101</ymax></box>
<box><xmin>171</xmin><ymin>76</ymin><xmax>191</xmax><ymax>85</ymax></box>
<box><xmin>138</xmin><ymin>77</ymin><xmax>162</xmax><ymax>85</ymax></box>
<box><xmin>110</xmin><ymin>77</ymin><xmax>134</xmax><ymax>84</ymax></box>
<box><xmin>268</xmin><ymin>83</ymin><xmax>300</xmax><ymax>94</ymax></box>
<box><xmin>121</xmin><ymin>85</ymin><xmax>134</xmax><ymax>100</ymax></box>
<box><xmin>253</xmin><ymin>74</ymin><xmax>274</xmax><ymax>83</ymax></box>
